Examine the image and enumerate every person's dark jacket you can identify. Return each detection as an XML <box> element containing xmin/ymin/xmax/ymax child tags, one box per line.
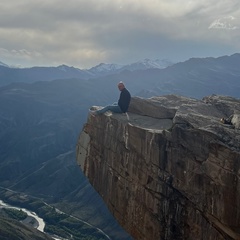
<box><xmin>118</xmin><ymin>88</ymin><xmax>131</xmax><ymax>113</ymax></box>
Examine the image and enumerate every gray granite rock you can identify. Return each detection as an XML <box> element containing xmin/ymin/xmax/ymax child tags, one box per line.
<box><xmin>77</xmin><ymin>94</ymin><xmax>240</xmax><ymax>240</ymax></box>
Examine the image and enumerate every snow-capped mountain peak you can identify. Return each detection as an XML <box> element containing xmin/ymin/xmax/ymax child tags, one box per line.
<box><xmin>88</xmin><ymin>63</ymin><xmax>124</xmax><ymax>74</ymax></box>
<box><xmin>140</xmin><ymin>58</ymin><xmax>174</xmax><ymax>68</ymax></box>
<box><xmin>57</xmin><ymin>64</ymin><xmax>70</xmax><ymax>72</ymax></box>
<box><xmin>123</xmin><ymin>58</ymin><xmax>174</xmax><ymax>71</ymax></box>
<box><xmin>88</xmin><ymin>58</ymin><xmax>174</xmax><ymax>75</ymax></box>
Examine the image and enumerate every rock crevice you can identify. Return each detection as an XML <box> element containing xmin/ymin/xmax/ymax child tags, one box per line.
<box><xmin>76</xmin><ymin>94</ymin><xmax>240</xmax><ymax>240</ymax></box>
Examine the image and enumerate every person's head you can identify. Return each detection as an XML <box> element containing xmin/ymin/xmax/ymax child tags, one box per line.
<box><xmin>220</xmin><ymin>118</ymin><xmax>225</xmax><ymax>123</ymax></box>
<box><xmin>118</xmin><ymin>81</ymin><xmax>125</xmax><ymax>91</ymax></box>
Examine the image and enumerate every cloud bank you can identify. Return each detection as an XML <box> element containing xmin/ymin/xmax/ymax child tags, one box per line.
<box><xmin>0</xmin><ymin>0</ymin><xmax>239</xmax><ymax>68</ymax></box>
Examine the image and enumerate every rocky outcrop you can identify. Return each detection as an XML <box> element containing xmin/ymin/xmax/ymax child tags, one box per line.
<box><xmin>76</xmin><ymin>94</ymin><xmax>240</xmax><ymax>240</ymax></box>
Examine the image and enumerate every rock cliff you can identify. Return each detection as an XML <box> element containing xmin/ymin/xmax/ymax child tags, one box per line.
<box><xmin>76</xmin><ymin>94</ymin><xmax>240</xmax><ymax>240</ymax></box>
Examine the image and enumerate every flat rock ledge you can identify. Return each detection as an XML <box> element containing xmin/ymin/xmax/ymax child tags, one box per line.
<box><xmin>77</xmin><ymin>94</ymin><xmax>240</xmax><ymax>240</ymax></box>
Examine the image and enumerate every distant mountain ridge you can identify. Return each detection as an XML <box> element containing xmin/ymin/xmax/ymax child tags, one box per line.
<box><xmin>0</xmin><ymin>64</ymin><xmax>92</xmax><ymax>86</ymax></box>
<box><xmin>0</xmin><ymin>58</ymin><xmax>174</xmax><ymax>86</ymax></box>
<box><xmin>88</xmin><ymin>58</ymin><xmax>174</xmax><ymax>75</ymax></box>
<box><xmin>1</xmin><ymin>53</ymin><xmax>239</xmax><ymax>96</ymax></box>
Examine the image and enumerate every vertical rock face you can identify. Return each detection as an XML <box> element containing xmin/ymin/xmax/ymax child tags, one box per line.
<box><xmin>76</xmin><ymin>95</ymin><xmax>240</xmax><ymax>240</ymax></box>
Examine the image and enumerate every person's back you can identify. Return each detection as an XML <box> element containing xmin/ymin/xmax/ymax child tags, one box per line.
<box><xmin>118</xmin><ymin>84</ymin><xmax>131</xmax><ymax>113</ymax></box>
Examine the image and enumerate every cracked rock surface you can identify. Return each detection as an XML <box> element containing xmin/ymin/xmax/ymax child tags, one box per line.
<box><xmin>76</xmin><ymin>94</ymin><xmax>240</xmax><ymax>240</ymax></box>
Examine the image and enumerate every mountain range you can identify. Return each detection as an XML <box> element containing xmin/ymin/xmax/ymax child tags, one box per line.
<box><xmin>0</xmin><ymin>53</ymin><xmax>240</xmax><ymax>239</ymax></box>
<box><xmin>1</xmin><ymin>54</ymin><xmax>239</xmax><ymax>99</ymax></box>
<box><xmin>88</xmin><ymin>58</ymin><xmax>174</xmax><ymax>76</ymax></box>
<box><xmin>0</xmin><ymin>58</ymin><xmax>174</xmax><ymax>86</ymax></box>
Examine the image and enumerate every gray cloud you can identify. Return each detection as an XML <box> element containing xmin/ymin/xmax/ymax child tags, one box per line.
<box><xmin>0</xmin><ymin>0</ymin><xmax>240</xmax><ymax>68</ymax></box>
<box><xmin>209</xmin><ymin>16</ymin><xmax>238</xmax><ymax>30</ymax></box>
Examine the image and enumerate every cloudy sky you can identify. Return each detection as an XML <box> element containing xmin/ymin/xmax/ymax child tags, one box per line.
<box><xmin>0</xmin><ymin>0</ymin><xmax>239</xmax><ymax>68</ymax></box>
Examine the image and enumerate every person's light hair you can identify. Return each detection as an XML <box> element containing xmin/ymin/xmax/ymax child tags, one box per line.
<box><xmin>118</xmin><ymin>81</ymin><xmax>125</xmax><ymax>87</ymax></box>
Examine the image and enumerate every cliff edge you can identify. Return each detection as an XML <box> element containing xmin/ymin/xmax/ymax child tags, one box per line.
<box><xmin>76</xmin><ymin>94</ymin><xmax>240</xmax><ymax>240</ymax></box>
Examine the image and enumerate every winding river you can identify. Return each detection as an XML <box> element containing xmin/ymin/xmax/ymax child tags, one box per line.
<box><xmin>0</xmin><ymin>199</ymin><xmax>45</xmax><ymax>231</ymax></box>
<box><xmin>0</xmin><ymin>199</ymin><xmax>110</xmax><ymax>240</ymax></box>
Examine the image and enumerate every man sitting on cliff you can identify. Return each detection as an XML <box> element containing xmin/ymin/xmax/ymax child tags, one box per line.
<box><xmin>90</xmin><ymin>81</ymin><xmax>131</xmax><ymax>116</ymax></box>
